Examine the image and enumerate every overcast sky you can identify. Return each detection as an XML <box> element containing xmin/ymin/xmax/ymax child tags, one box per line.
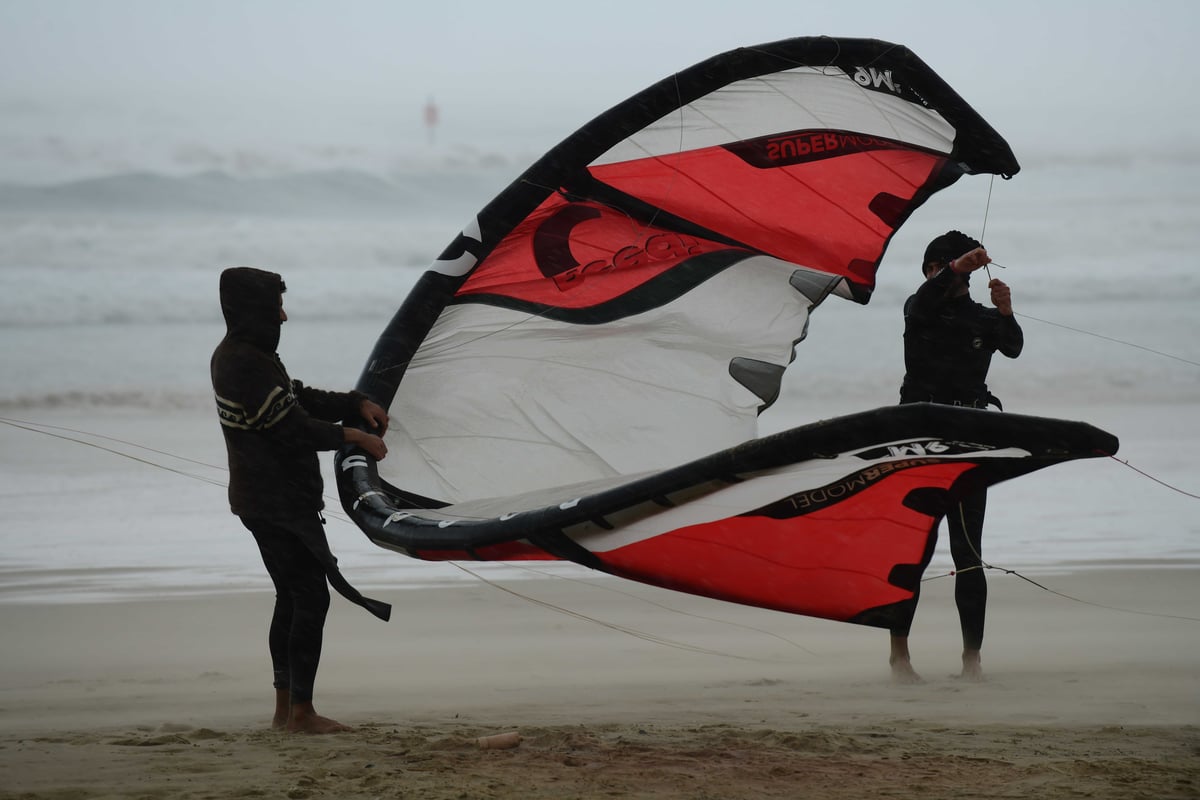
<box><xmin>1</xmin><ymin>0</ymin><xmax>1197</xmax><ymax>181</ymax></box>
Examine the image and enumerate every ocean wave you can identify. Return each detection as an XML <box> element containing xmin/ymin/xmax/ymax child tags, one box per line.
<box><xmin>0</xmin><ymin>390</ymin><xmax>213</xmax><ymax>413</ymax></box>
<box><xmin>0</xmin><ymin>165</ymin><xmax>520</xmax><ymax>219</ymax></box>
<box><xmin>0</xmin><ymin>216</ymin><xmax>433</xmax><ymax>326</ymax></box>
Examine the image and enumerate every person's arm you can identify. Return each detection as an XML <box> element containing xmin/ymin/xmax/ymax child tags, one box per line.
<box><xmin>909</xmin><ymin>247</ymin><xmax>991</xmax><ymax>316</ymax></box>
<box><xmin>266</xmin><ymin>398</ymin><xmax>388</xmax><ymax>459</ymax></box>
<box><xmin>989</xmin><ymin>278</ymin><xmax>1024</xmax><ymax>358</ymax></box>
<box><xmin>291</xmin><ymin>382</ymin><xmax>390</xmax><ymax>457</ymax></box>
<box><xmin>294</xmin><ymin>382</ymin><xmax>361</xmax><ymax>421</ymax></box>
<box><xmin>294</xmin><ymin>382</ymin><xmax>388</xmax><ymax>432</ymax></box>
<box><xmin>343</xmin><ymin>425</ymin><xmax>388</xmax><ymax>460</ymax></box>
<box><xmin>997</xmin><ymin>316</ymin><xmax>1023</xmax><ymax>358</ymax></box>
<box><xmin>343</xmin><ymin>396</ymin><xmax>389</xmax><ymax>460</ymax></box>
<box><xmin>356</xmin><ymin>397</ymin><xmax>389</xmax><ymax>435</ymax></box>
<box><xmin>951</xmin><ymin>247</ymin><xmax>991</xmax><ymax>275</ymax></box>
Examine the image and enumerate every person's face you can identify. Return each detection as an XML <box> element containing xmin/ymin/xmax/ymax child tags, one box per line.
<box><xmin>925</xmin><ymin>260</ymin><xmax>970</xmax><ymax>293</ymax></box>
<box><xmin>279</xmin><ymin>295</ymin><xmax>288</xmax><ymax>323</ymax></box>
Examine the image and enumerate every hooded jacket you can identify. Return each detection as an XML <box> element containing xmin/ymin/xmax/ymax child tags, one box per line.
<box><xmin>211</xmin><ymin>267</ymin><xmax>365</xmax><ymax>518</ymax></box>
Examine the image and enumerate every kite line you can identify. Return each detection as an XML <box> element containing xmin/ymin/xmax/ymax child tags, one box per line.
<box><xmin>919</xmin><ymin>503</ymin><xmax>1200</xmax><ymax>624</ymax></box>
<box><xmin>2</xmin><ymin>415</ymin><xmax>1196</xmax><ymax>629</ymax></box>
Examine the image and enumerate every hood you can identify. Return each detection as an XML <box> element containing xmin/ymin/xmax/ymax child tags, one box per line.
<box><xmin>219</xmin><ymin>266</ymin><xmax>285</xmax><ymax>352</ymax></box>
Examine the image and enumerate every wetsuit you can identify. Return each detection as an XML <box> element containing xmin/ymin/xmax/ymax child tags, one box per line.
<box><xmin>212</xmin><ymin>267</ymin><xmax>389</xmax><ymax>703</ymax></box>
<box><xmin>892</xmin><ymin>266</ymin><xmax>1023</xmax><ymax>650</ymax></box>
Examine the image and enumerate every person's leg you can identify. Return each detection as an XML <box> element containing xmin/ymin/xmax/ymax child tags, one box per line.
<box><xmin>243</xmin><ymin>517</ymin><xmax>344</xmax><ymax>731</ymax></box>
<box><xmin>275</xmin><ymin>517</ymin><xmax>341</xmax><ymax>732</ymax></box>
<box><xmin>888</xmin><ymin>583</ymin><xmax>922</xmax><ymax>684</ymax></box>
<box><xmin>948</xmin><ymin>490</ymin><xmax>988</xmax><ymax>680</ymax></box>
<box><xmin>888</xmin><ymin>633</ymin><xmax>922</xmax><ymax>684</ymax></box>
<box><xmin>243</xmin><ymin>518</ymin><xmax>297</xmax><ymax>728</ymax></box>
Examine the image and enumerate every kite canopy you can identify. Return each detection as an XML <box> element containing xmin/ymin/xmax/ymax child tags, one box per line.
<box><xmin>334</xmin><ymin>37</ymin><xmax>1111</xmax><ymax>628</ymax></box>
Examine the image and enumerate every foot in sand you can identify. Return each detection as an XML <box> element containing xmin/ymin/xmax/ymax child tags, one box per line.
<box><xmin>888</xmin><ymin>635</ymin><xmax>923</xmax><ymax>684</ymax></box>
<box><xmin>271</xmin><ymin>689</ymin><xmax>290</xmax><ymax>730</ymax></box>
<box><xmin>285</xmin><ymin>701</ymin><xmax>351</xmax><ymax>734</ymax></box>
<box><xmin>958</xmin><ymin>650</ymin><xmax>984</xmax><ymax>682</ymax></box>
<box><xmin>889</xmin><ymin>656</ymin><xmax>924</xmax><ymax>685</ymax></box>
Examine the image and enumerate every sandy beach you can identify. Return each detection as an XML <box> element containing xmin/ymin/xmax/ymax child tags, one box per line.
<box><xmin>2</xmin><ymin>563</ymin><xmax>1197</xmax><ymax>799</ymax></box>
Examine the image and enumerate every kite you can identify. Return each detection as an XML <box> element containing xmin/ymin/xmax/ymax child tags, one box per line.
<box><xmin>334</xmin><ymin>37</ymin><xmax>1117</xmax><ymax>629</ymax></box>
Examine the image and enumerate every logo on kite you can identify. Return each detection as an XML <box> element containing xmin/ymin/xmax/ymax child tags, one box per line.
<box><xmin>751</xmin><ymin>457</ymin><xmax>940</xmax><ymax>518</ymax></box>
<box><xmin>725</xmin><ymin>130</ymin><xmax>913</xmax><ymax>169</ymax></box>
<box><xmin>533</xmin><ymin>203</ymin><xmax>707</xmax><ymax>292</ymax></box>
<box><xmin>852</xmin><ymin>66</ymin><xmax>900</xmax><ymax>94</ymax></box>
<box><xmin>857</xmin><ymin>439</ymin><xmax>997</xmax><ymax>460</ymax></box>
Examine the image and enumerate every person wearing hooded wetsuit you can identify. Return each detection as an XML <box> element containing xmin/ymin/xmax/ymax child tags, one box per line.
<box><xmin>211</xmin><ymin>266</ymin><xmax>391</xmax><ymax>733</ymax></box>
<box><xmin>888</xmin><ymin>231</ymin><xmax>1023</xmax><ymax>684</ymax></box>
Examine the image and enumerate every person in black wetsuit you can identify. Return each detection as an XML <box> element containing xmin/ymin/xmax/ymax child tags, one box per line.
<box><xmin>212</xmin><ymin>267</ymin><xmax>392</xmax><ymax>733</ymax></box>
<box><xmin>889</xmin><ymin>231</ymin><xmax>1023</xmax><ymax>684</ymax></box>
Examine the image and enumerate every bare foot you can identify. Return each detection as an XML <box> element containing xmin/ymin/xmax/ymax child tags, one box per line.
<box><xmin>272</xmin><ymin>689</ymin><xmax>290</xmax><ymax>730</ymax></box>
<box><xmin>889</xmin><ymin>657</ymin><xmax>924</xmax><ymax>685</ymax></box>
<box><xmin>286</xmin><ymin>702</ymin><xmax>351</xmax><ymax>734</ymax></box>
<box><xmin>888</xmin><ymin>635</ymin><xmax>923</xmax><ymax>684</ymax></box>
<box><xmin>287</xmin><ymin>713</ymin><xmax>350</xmax><ymax>734</ymax></box>
<box><xmin>959</xmin><ymin>650</ymin><xmax>984</xmax><ymax>682</ymax></box>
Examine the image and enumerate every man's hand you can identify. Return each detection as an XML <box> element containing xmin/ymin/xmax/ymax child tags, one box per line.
<box><xmin>949</xmin><ymin>247</ymin><xmax>991</xmax><ymax>274</ymax></box>
<box><xmin>989</xmin><ymin>278</ymin><xmax>1013</xmax><ymax>316</ymax></box>
<box><xmin>359</xmin><ymin>398</ymin><xmax>390</xmax><ymax>436</ymax></box>
<box><xmin>344</xmin><ymin>427</ymin><xmax>388</xmax><ymax>460</ymax></box>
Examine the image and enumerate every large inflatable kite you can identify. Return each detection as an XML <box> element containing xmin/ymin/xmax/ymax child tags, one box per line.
<box><xmin>335</xmin><ymin>37</ymin><xmax>1117</xmax><ymax>630</ymax></box>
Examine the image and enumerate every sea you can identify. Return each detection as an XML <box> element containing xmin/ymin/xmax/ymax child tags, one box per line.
<box><xmin>1</xmin><ymin>142</ymin><xmax>1198</xmax><ymax>604</ymax></box>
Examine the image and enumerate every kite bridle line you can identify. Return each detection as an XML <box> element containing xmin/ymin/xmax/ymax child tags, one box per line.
<box><xmin>969</xmin><ymin>175</ymin><xmax>1200</xmax><ymax>368</ymax></box>
<box><xmin>1015</xmin><ymin>314</ymin><xmax>1200</xmax><ymax>368</ymax></box>
<box><xmin>3</xmin><ymin>415</ymin><xmax>1198</xmax><ymax>629</ymax></box>
<box><xmin>973</xmin><ymin>176</ymin><xmax>1195</xmax><ymax>359</ymax></box>
<box><xmin>919</xmin><ymin>498</ymin><xmax>1200</xmax><ymax>624</ymax></box>
<box><xmin>1106</xmin><ymin>453</ymin><xmax>1200</xmax><ymax>499</ymax></box>
<box><xmin>500</xmin><ymin>560</ymin><xmax>821</xmax><ymax>657</ymax></box>
<box><xmin>0</xmin><ymin>415</ymin><xmax>788</xmax><ymax>662</ymax></box>
<box><xmin>443</xmin><ymin>560</ymin><xmax>778</xmax><ymax>663</ymax></box>
<box><xmin>980</xmin><ymin>174</ymin><xmax>996</xmax><ymax>280</ymax></box>
<box><xmin>0</xmin><ymin>416</ymin><xmax>229</xmax><ymax>488</ymax></box>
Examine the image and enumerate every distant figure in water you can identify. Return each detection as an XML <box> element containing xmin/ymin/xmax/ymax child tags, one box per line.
<box><xmin>211</xmin><ymin>267</ymin><xmax>392</xmax><ymax>733</ymax></box>
<box><xmin>890</xmin><ymin>231</ymin><xmax>1024</xmax><ymax>683</ymax></box>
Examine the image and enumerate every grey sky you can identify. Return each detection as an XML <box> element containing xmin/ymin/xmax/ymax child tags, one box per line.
<box><xmin>1</xmin><ymin>0</ymin><xmax>1197</xmax><ymax>181</ymax></box>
